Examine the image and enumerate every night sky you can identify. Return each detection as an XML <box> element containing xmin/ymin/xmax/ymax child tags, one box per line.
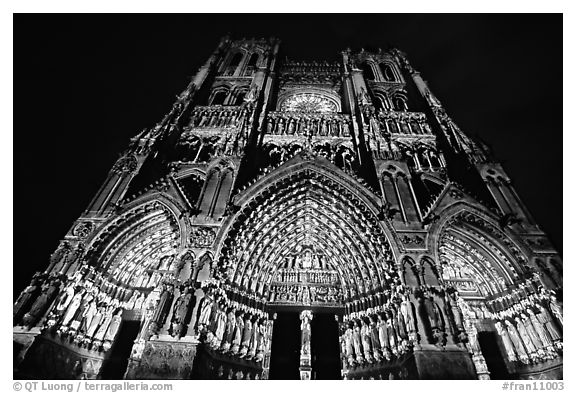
<box><xmin>13</xmin><ymin>14</ymin><xmax>562</xmax><ymax>297</ymax></box>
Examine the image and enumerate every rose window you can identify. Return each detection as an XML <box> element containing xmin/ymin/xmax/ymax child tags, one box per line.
<box><xmin>281</xmin><ymin>93</ymin><xmax>337</xmax><ymax>113</ymax></box>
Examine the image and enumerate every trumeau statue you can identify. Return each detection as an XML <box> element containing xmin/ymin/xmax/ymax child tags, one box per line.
<box><xmin>14</xmin><ymin>37</ymin><xmax>562</xmax><ymax>381</ymax></box>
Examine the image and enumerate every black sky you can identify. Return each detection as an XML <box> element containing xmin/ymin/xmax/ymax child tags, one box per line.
<box><xmin>13</xmin><ymin>14</ymin><xmax>562</xmax><ymax>297</ymax></box>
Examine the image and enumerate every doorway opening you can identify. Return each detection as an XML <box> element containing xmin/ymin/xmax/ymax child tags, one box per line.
<box><xmin>311</xmin><ymin>313</ymin><xmax>341</xmax><ymax>379</ymax></box>
<box><xmin>478</xmin><ymin>331</ymin><xmax>512</xmax><ymax>379</ymax></box>
<box><xmin>99</xmin><ymin>320</ymin><xmax>141</xmax><ymax>379</ymax></box>
<box><xmin>269</xmin><ymin>312</ymin><xmax>301</xmax><ymax>380</ymax></box>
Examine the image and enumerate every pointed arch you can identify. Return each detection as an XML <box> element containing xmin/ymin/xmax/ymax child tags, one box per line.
<box><xmin>247</xmin><ymin>53</ymin><xmax>259</xmax><ymax>67</ymax></box>
<box><xmin>419</xmin><ymin>256</ymin><xmax>440</xmax><ymax>286</ymax></box>
<box><xmin>428</xmin><ymin>203</ymin><xmax>533</xmax><ymax>299</ymax></box>
<box><xmin>210</xmin><ymin>87</ymin><xmax>229</xmax><ymax>106</ymax></box>
<box><xmin>362</xmin><ymin>63</ymin><xmax>376</xmax><ymax>81</ymax></box>
<box><xmin>229</xmin><ymin>52</ymin><xmax>244</xmax><ymax>67</ymax></box>
<box><xmin>214</xmin><ymin>160</ymin><xmax>401</xmax><ymax>312</ymax></box>
<box><xmin>82</xmin><ymin>198</ymin><xmax>184</xmax><ymax>292</ymax></box>
<box><xmin>401</xmin><ymin>256</ymin><xmax>420</xmax><ymax>287</ymax></box>
<box><xmin>379</xmin><ymin>62</ymin><xmax>398</xmax><ymax>82</ymax></box>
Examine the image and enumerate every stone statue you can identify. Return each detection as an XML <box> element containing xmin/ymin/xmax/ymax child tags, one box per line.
<box><xmin>245</xmin><ymin>87</ymin><xmax>258</xmax><ymax>103</ymax></box>
<box><xmin>171</xmin><ymin>287</ymin><xmax>192</xmax><ymax>337</ymax></box>
<box><xmin>536</xmin><ymin>304</ymin><xmax>561</xmax><ymax>342</ymax></box>
<box><xmin>277</xmin><ymin>118</ymin><xmax>285</xmax><ymax>135</ymax></box>
<box><xmin>239</xmin><ymin>313</ymin><xmax>253</xmax><ymax>356</ymax></box>
<box><xmin>14</xmin><ymin>275</ymin><xmax>42</xmax><ymax>323</ymax></box>
<box><xmin>360</xmin><ymin>318</ymin><xmax>374</xmax><ymax>363</ymax></box>
<box><xmin>54</xmin><ymin>281</ymin><xmax>76</xmax><ymax>316</ymax></box>
<box><xmin>254</xmin><ymin>319</ymin><xmax>267</xmax><ymax>363</ymax></box>
<box><xmin>22</xmin><ymin>278</ymin><xmax>61</xmax><ymax>327</ymax></box>
<box><xmin>80</xmin><ymin>300</ymin><xmax>98</xmax><ymax>333</ymax></box>
<box><xmin>86</xmin><ymin>305</ymin><xmax>105</xmax><ymax>338</ymax></box>
<box><xmin>61</xmin><ymin>289</ymin><xmax>85</xmax><ymax>326</ymax></box>
<box><xmin>104</xmin><ymin>309</ymin><xmax>123</xmax><ymax>342</ymax></box>
<box><xmin>527</xmin><ymin>309</ymin><xmax>553</xmax><ymax>349</ymax></box>
<box><xmin>213</xmin><ymin>304</ymin><xmax>227</xmax><ymax>349</ymax></box>
<box><xmin>505</xmin><ymin>320</ymin><xmax>529</xmax><ymax>363</ymax></box>
<box><xmin>377</xmin><ymin>313</ymin><xmax>390</xmax><ymax>356</ymax></box>
<box><xmin>287</xmin><ymin>118</ymin><xmax>296</xmax><ymax>135</ymax></box>
<box><xmin>387</xmin><ymin>312</ymin><xmax>399</xmax><ymax>354</ymax></box>
<box><xmin>352</xmin><ymin>320</ymin><xmax>364</xmax><ymax>363</ymax></box>
<box><xmin>230</xmin><ymin>310</ymin><xmax>245</xmax><ymax>354</ymax></box>
<box><xmin>515</xmin><ymin>316</ymin><xmax>538</xmax><ymax>355</ymax></box>
<box><xmin>548</xmin><ymin>296</ymin><xmax>563</xmax><ymax>328</ymax></box>
<box><xmin>494</xmin><ymin>321</ymin><xmax>516</xmax><ymax>362</ymax></box>
<box><xmin>360</xmin><ymin>87</ymin><xmax>370</xmax><ymax>105</ymax></box>
<box><xmin>400</xmin><ymin>297</ymin><xmax>417</xmax><ymax>333</ymax></box>
<box><xmin>395</xmin><ymin>308</ymin><xmax>408</xmax><ymax>341</ymax></box>
<box><xmin>466</xmin><ymin>322</ymin><xmax>481</xmax><ymax>353</ymax></box>
<box><xmin>134</xmin><ymin>293</ymin><xmax>146</xmax><ymax>310</ymax></box>
<box><xmin>148</xmin><ymin>284</ymin><xmax>174</xmax><ymax>335</ymax></box>
<box><xmin>70</xmin><ymin>292</ymin><xmax>94</xmax><ymax>331</ymax></box>
<box><xmin>93</xmin><ymin>306</ymin><xmax>114</xmax><ymax>342</ymax></box>
<box><xmin>344</xmin><ymin>322</ymin><xmax>355</xmax><ymax>363</ymax></box>
<box><xmin>300</xmin><ymin>311</ymin><xmax>312</xmax><ymax>357</ymax></box>
<box><xmin>369</xmin><ymin>315</ymin><xmax>382</xmax><ymax>355</ymax></box>
<box><xmin>521</xmin><ymin>314</ymin><xmax>544</xmax><ymax>351</ymax></box>
<box><xmin>221</xmin><ymin>307</ymin><xmax>237</xmax><ymax>352</ymax></box>
<box><xmin>50</xmin><ymin>242</ymin><xmax>71</xmax><ymax>273</ymax></box>
<box><xmin>424</xmin><ymin>296</ymin><xmax>443</xmax><ymax>340</ymax></box>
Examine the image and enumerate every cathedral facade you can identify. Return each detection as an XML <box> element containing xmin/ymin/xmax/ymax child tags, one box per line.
<box><xmin>13</xmin><ymin>37</ymin><xmax>563</xmax><ymax>380</ymax></box>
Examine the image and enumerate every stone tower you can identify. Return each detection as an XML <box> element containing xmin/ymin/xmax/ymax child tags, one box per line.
<box><xmin>13</xmin><ymin>36</ymin><xmax>563</xmax><ymax>380</ymax></box>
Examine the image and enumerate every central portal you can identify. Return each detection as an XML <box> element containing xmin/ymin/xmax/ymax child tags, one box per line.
<box><xmin>268</xmin><ymin>310</ymin><xmax>341</xmax><ymax>380</ymax></box>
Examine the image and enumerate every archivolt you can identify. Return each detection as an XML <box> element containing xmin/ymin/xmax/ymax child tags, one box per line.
<box><xmin>216</xmin><ymin>167</ymin><xmax>400</xmax><ymax>307</ymax></box>
<box><xmin>84</xmin><ymin>198</ymin><xmax>183</xmax><ymax>289</ymax></box>
<box><xmin>435</xmin><ymin>209</ymin><xmax>532</xmax><ymax>298</ymax></box>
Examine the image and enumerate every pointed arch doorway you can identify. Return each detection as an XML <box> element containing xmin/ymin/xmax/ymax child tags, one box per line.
<box><xmin>214</xmin><ymin>165</ymin><xmax>400</xmax><ymax>380</ymax></box>
<box><xmin>268</xmin><ymin>308</ymin><xmax>343</xmax><ymax>380</ymax></box>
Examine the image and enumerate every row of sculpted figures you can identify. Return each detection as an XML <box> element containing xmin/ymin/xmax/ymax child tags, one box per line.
<box><xmin>14</xmin><ymin>259</ymin><xmax>203</xmax><ymax>355</ymax></box>
<box><xmin>488</xmin><ymin>288</ymin><xmax>563</xmax><ymax>366</ymax></box>
<box><xmin>194</xmin><ymin>283</ymin><xmax>272</xmax><ymax>363</ymax></box>
<box><xmin>370</xmin><ymin>138</ymin><xmax>445</xmax><ymax>169</ymax></box>
<box><xmin>188</xmin><ymin>106</ymin><xmax>249</xmax><ymax>129</ymax></box>
<box><xmin>374</xmin><ymin>110</ymin><xmax>432</xmax><ymax>136</ymax></box>
<box><xmin>136</xmin><ymin>279</ymin><xmax>197</xmax><ymax>340</ymax></box>
<box><xmin>340</xmin><ymin>286</ymin><xmax>469</xmax><ymax>369</ymax></box>
<box><xmin>176</xmin><ymin>132</ymin><xmax>240</xmax><ymax>163</ymax></box>
<box><xmin>14</xmin><ymin>268</ymin><xmax>129</xmax><ymax>352</ymax></box>
<box><xmin>265</xmin><ymin>112</ymin><xmax>352</xmax><ymax>138</ymax></box>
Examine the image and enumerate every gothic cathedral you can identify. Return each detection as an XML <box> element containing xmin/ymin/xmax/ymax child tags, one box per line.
<box><xmin>13</xmin><ymin>37</ymin><xmax>563</xmax><ymax>380</ymax></box>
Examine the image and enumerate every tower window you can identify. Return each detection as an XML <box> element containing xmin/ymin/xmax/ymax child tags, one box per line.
<box><xmin>235</xmin><ymin>91</ymin><xmax>246</xmax><ymax>105</ymax></box>
<box><xmin>374</xmin><ymin>92</ymin><xmax>390</xmax><ymax>110</ymax></box>
<box><xmin>229</xmin><ymin>52</ymin><xmax>243</xmax><ymax>67</ymax></box>
<box><xmin>380</xmin><ymin>63</ymin><xmax>396</xmax><ymax>82</ymax></box>
<box><xmin>248</xmin><ymin>53</ymin><xmax>259</xmax><ymax>67</ymax></box>
<box><xmin>362</xmin><ymin>63</ymin><xmax>375</xmax><ymax>80</ymax></box>
<box><xmin>393</xmin><ymin>96</ymin><xmax>407</xmax><ymax>111</ymax></box>
<box><xmin>211</xmin><ymin>90</ymin><xmax>228</xmax><ymax>105</ymax></box>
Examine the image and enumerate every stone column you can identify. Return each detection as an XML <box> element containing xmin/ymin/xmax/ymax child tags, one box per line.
<box><xmin>299</xmin><ymin>310</ymin><xmax>313</xmax><ymax>380</ymax></box>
